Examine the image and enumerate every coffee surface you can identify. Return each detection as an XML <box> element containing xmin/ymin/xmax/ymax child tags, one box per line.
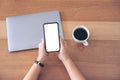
<box><xmin>74</xmin><ymin>28</ymin><xmax>88</xmax><ymax>40</ymax></box>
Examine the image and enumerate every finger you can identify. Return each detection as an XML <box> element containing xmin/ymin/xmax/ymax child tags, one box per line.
<box><xmin>60</xmin><ymin>37</ymin><xmax>66</xmax><ymax>48</ymax></box>
<box><xmin>60</xmin><ymin>37</ymin><xmax>64</xmax><ymax>45</ymax></box>
<box><xmin>41</xmin><ymin>38</ymin><xmax>46</xmax><ymax>53</ymax></box>
<box><xmin>42</xmin><ymin>38</ymin><xmax>45</xmax><ymax>48</ymax></box>
<box><xmin>38</xmin><ymin>38</ymin><xmax>44</xmax><ymax>48</ymax></box>
<box><xmin>38</xmin><ymin>43</ymin><xmax>41</xmax><ymax>48</ymax></box>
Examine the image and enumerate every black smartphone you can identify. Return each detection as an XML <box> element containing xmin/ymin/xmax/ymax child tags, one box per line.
<box><xmin>43</xmin><ymin>22</ymin><xmax>60</xmax><ymax>53</ymax></box>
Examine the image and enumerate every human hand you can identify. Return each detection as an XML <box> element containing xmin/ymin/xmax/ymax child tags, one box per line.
<box><xmin>57</xmin><ymin>38</ymin><xmax>71</xmax><ymax>62</ymax></box>
<box><xmin>37</xmin><ymin>39</ymin><xmax>48</xmax><ymax>63</ymax></box>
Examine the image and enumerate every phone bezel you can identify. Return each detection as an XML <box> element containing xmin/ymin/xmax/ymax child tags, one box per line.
<box><xmin>43</xmin><ymin>22</ymin><xmax>61</xmax><ymax>53</ymax></box>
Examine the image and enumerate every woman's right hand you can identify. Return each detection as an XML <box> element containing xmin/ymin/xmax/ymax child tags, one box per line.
<box><xmin>57</xmin><ymin>38</ymin><xmax>71</xmax><ymax>62</ymax></box>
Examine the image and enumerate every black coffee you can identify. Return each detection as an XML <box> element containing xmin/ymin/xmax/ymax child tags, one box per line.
<box><xmin>73</xmin><ymin>28</ymin><xmax>88</xmax><ymax>40</ymax></box>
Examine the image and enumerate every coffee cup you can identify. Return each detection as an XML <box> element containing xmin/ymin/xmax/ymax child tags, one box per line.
<box><xmin>72</xmin><ymin>25</ymin><xmax>90</xmax><ymax>46</ymax></box>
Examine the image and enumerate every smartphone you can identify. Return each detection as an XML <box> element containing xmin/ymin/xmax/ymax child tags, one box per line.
<box><xmin>43</xmin><ymin>22</ymin><xmax>60</xmax><ymax>53</ymax></box>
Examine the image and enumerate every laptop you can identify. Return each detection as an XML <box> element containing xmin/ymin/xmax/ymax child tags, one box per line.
<box><xmin>6</xmin><ymin>11</ymin><xmax>64</xmax><ymax>52</ymax></box>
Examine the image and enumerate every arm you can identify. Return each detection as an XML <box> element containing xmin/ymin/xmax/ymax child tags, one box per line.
<box><xmin>23</xmin><ymin>39</ymin><xmax>48</xmax><ymax>80</ymax></box>
<box><xmin>23</xmin><ymin>60</ymin><xmax>42</xmax><ymax>80</ymax></box>
<box><xmin>62</xmin><ymin>58</ymin><xmax>85</xmax><ymax>80</ymax></box>
<box><xmin>57</xmin><ymin>38</ymin><xmax>85</xmax><ymax>80</ymax></box>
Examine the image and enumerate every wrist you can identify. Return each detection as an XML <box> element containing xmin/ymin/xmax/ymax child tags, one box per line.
<box><xmin>61</xmin><ymin>57</ymin><xmax>72</xmax><ymax>64</ymax></box>
<box><xmin>34</xmin><ymin>60</ymin><xmax>44</xmax><ymax>67</ymax></box>
<box><xmin>63</xmin><ymin>58</ymin><xmax>72</xmax><ymax>65</ymax></box>
<box><xmin>37</xmin><ymin>56</ymin><xmax>45</xmax><ymax>63</ymax></box>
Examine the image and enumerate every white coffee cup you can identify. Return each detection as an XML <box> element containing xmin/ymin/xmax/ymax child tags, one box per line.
<box><xmin>72</xmin><ymin>25</ymin><xmax>90</xmax><ymax>46</ymax></box>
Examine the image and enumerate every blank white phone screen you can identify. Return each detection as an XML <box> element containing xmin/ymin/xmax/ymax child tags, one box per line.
<box><xmin>44</xmin><ymin>23</ymin><xmax>60</xmax><ymax>52</ymax></box>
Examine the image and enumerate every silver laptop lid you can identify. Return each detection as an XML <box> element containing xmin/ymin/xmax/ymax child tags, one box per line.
<box><xmin>6</xmin><ymin>11</ymin><xmax>64</xmax><ymax>52</ymax></box>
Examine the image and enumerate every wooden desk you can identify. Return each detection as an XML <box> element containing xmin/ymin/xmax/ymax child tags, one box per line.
<box><xmin>0</xmin><ymin>0</ymin><xmax>120</xmax><ymax>80</ymax></box>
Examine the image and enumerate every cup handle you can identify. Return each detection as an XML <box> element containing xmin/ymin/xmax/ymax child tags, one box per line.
<box><xmin>83</xmin><ymin>41</ymin><xmax>88</xmax><ymax>46</ymax></box>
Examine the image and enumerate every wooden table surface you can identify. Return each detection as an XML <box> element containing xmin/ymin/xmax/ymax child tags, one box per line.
<box><xmin>0</xmin><ymin>0</ymin><xmax>120</xmax><ymax>80</ymax></box>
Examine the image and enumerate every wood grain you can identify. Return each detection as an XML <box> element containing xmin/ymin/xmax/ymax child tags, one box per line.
<box><xmin>0</xmin><ymin>39</ymin><xmax>120</xmax><ymax>80</ymax></box>
<box><xmin>0</xmin><ymin>21</ymin><xmax>7</xmax><ymax>39</ymax></box>
<box><xmin>0</xmin><ymin>20</ymin><xmax>120</xmax><ymax>40</ymax></box>
<box><xmin>0</xmin><ymin>0</ymin><xmax>120</xmax><ymax>21</ymax></box>
<box><xmin>0</xmin><ymin>0</ymin><xmax>120</xmax><ymax>80</ymax></box>
<box><xmin>62</xmin><ymin>21</ymin><xmax>120</xmax><ymax>40</ymax></box>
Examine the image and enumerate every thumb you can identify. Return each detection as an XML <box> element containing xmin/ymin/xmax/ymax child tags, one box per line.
<box><xmin>60</xmin><ymin>37</ymin><xmax>65</xmax><ymax>48</ymax></box>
